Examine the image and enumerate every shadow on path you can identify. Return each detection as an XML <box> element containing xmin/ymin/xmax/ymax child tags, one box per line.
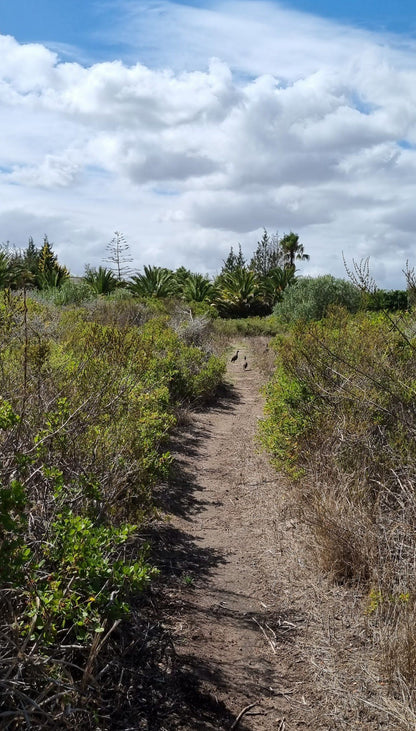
<box><xmin>102</xmin><ymin>383</ymin><xmax>254</xmax><ymax>730</ymax></box>
<box><xmin>154</xmin><ymin>381</ymin><xmax>241</xmax><ymax>520</ymax></box>
<box><xmin>104</xmin><ymin>373</ymin><xmax>304</xmax><ymax>730</ymax></box>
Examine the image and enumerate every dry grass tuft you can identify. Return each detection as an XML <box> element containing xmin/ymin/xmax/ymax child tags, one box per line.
<box><xmin>305</xmin><ymin>490</ymin><xmax>376</xmax><ymax>585</ymax></box>
<box><xmin>261</xmin><ymin>306</ymin><xmax>416</xmax><ymax>724</ymax></box>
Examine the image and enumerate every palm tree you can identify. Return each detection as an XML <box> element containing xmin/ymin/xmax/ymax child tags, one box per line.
<box><xmin>83</xmin><ymin>265</ymin><xmax>119</xmax><ymax>295</ymax></box>
<box><xmin>174</xmin><ymin>266</ymin><xmax>192</xmax><ymax>289</ymax></box>
<box><xmin>213</xmin><ymin>267</ymin><xmax>261</xmax><ymax>317</ymax></box>
<box><xmin>280</xmin><ymin>232</ymin><xmax>309</xmax><ymax>270</ymax></box>
<box><xmin>181</xmin><ymin>273</ymin><xmax>214</xmax><ymax>303</ymax></box>
<box><xmin>0</xmin><ymin>250</ymin><xmax>35</xmax><ymax>291</ymax></box>
<box><xmin>128</xmin><ymin>266</ymin><xmax>177</xmax><ymax>298</ymax></box>
<box><xmin>261</xmin><ymin>266</ymin><xmax>296</xmax><ymax>308</ymax></box>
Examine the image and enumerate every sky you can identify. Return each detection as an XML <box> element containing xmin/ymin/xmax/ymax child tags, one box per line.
<box><xmin>1</xmin><ymin>1</ymin><xmax>416</xmax><ymax>286</ymax></box>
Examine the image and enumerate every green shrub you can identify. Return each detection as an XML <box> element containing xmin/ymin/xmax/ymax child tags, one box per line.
<box><xmin>365</xmin><ymin>289</ymin><xmax>408</xmax><ymax>312</ymax></box>
<box><xmin>274</xmin><ymin>275</ymin><xmax>361</xmax><ymax>323</ymax></box>
<box><xmin>260</xmin><ymin>364</ymin><xmax>313</xmax><ymax>477</ymax></box>
<box><xmin>0</xmin><ymin>292</ymin><xmax>227</xmax><ymax>722</ymax></box>
<box><xmin>24</xmin><ymin>512</ymin><xmax>156</xmax><ymax>641</ymax></box>
<box><xmin>30</xmin><ymin>279</ymin><xmax>95</xmax><ymax>306</ymax></box>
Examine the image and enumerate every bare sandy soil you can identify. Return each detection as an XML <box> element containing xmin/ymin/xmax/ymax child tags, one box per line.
<box><xmin>132</xmin><ymin>338</ymin><xmax>402</xmax><ymax>730</ymax></box>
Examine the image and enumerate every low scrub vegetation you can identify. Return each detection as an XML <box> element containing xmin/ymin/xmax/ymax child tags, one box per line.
<box><xmin>260</xmin><ymin>304</ymin><xmax>416</xmax><ymax>716</ymax></box>
<box><xmin>0</xmin><ymin>292</ymin><xmax>225</xmax><ymax>727</ymax></box>
<box><xmin>2</xmin><ymin>223</ymin><xmax>415</xmax><ymax>723</ymax></box>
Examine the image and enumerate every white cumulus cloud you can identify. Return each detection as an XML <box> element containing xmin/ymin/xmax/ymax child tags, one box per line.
<box><xmin>0</xmin><ymin>3</ymin><xmax>416</xmax><ymax>285</ymax></box>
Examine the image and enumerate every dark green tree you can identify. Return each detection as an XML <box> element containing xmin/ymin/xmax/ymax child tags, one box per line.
<box><xmin>261</xmin><ymin>266</ymin><xmax>296</xmax><ymax>308</ymax></box>
<box><xmin>249</xmin><ymin>229</ymin><xmax>282</xmax><ymax>277</ymax></box>
<box><xmin>220</xmin><ymin>243</ymin><xmax>246</xmax><ymax>275</ymax></box>
<box><xmin>23</xmin><ymin>237</ymin><xmax>41</xmax><ymax>275</ymax></box>
<box><xmin>37</xmin><ymin>236</ymin><xmax>69</xmax><ymax>289</ymax></box>
<box><xmin>181</xmin><ymin>273</ymin><xmax>214</xmax><ymax>303</ymax></box>
<box><xmin>3</xmin><ymin>238</ymin><xmax>38</xmax><ymax>288</ymax></box>
<box><xmin>173</xmin><ymin>266</ymin><xmax>192</xmax><ymax>295</ymax></box>
<box><xmin>128</xmin><ymin>266</ymin><xmax>177</xmax><ymax>298</ymax></box>
<box><xmin>212</xmin><ymin>267</ymin><xmax>267</xmax><ymax>317</ymax></box>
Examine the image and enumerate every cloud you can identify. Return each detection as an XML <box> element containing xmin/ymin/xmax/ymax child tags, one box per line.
<box><xmin>108</xmin><ymin>0</ymin><xmax>378</xmax><ymax>78</ymax></box>
<box><xmin>1</xmin><ymin>3</ymin><xmax>416</xmax><ymax>286</ymax></box>
<box><xmin>8</xmin><ymin>155</ymin><xmax>80</xmax><ymax>188</ymax></box>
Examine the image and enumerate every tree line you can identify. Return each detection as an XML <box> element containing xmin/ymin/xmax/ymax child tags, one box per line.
<box><xmin>1</xmin><ymin>229</ymin><xmax>309</xmax><ymax>318</ymax></box>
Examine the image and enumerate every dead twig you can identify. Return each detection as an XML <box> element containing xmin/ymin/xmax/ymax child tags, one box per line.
<box><xmin>230</xmin><ymin>701</ymin><xmax>259</xmax><ymax>729</ymax></box>
<box><xmin>251</xmin><ymin>616</ymin><xmax>277</xmax><ymax>654</ymax></box>
<box><xmin>81</xmin><ymin>619</ymin><xmax>121</xmax><ymax>691</ymax></box>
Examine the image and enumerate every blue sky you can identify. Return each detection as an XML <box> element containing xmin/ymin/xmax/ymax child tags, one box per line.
<box><xmin>285</xmin><ymin>0</ymin><xmax>416</xmax><ymax>33</ymax></box>
<box><xmin>1</xmin><ymin>0</ymin><xmax>416</xmax><ymax>64</ymax></box>
<box><xmin>2</xmin><ymin>0</ymin><xmax>416</xmax><ymax>54</ymax></box>
<box><xmin>0</xmin><ymin>0</ymin><xmax>416</xmax><ymax>284</ymax></box>
<box><xmin>0</xmin><ymin>1</ymin><xmax>123</xmax><ymax>61</ymax></box>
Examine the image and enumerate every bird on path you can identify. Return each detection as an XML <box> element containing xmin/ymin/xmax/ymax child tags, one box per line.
<box><xmin>231</xmin><ymin>350</ymin><xmax>239</xmax><ymax>363</ymax></box>
<box><xmin>243</xmin><ymin>357</ymin><xmax>248</xmax><ymax>370</ymax></box>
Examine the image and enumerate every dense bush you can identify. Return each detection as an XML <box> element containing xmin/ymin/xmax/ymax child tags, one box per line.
<box><xmin>365</xmin><ymin>288</ymin><xmax>408</xmax><ymax>311</ymax></box>
<box><xmin>261</xmin><ymin>305</ymin><xmax>416</xmax><ymax>710</ymax></box>
<box><xmin>30</xmin><ymin>277</ymin><xmax>95</xmax><ymax>305</ymax></box>
<box><xmin>273</xmin><ymin>274</ymin><xmax>361</xmax><ymax>322</ymax></box>
<box><xmin>0</xmin><ymin>292</ymin><xmax>225</xmax><ymax>726</ymax></box>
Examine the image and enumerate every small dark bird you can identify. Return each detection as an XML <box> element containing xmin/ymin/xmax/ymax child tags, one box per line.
<box><xmin>231</xmin><ymin>350</ymin><xmax>239</xmax><ymax>363</ymax></box>
<box><xmin>243</xmin><ymin>357</ymin><xmax>248</xmax><ymax>370</ymax></box>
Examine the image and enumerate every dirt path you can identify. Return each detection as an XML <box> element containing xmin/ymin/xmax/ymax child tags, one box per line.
<box><xmin>149</xmin><ymin>339</ymin><xmax>314</xmax><ymax>729</ymax></box>
<box><xmin>142</xmin><ymin>338</ymin><xmax>395</xmax><ymax>730</ymax></box>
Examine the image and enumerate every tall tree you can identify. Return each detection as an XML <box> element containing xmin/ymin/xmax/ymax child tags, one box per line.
<box><xmin>23</xmin><ymin>237</ymin><xmax>41</xmax><ymax>275</ymax></box>
<box><xmin>220</xmin><ymin>243</ymin><xmax>246</xmax><ymax>275</ymax></box>
<box><xmin>37</xmin><ymin>236</ymin><xmax>69</xmax><ymax>289</ymax></box>
<box><xmin>280</xmin><ymin>232</ymin><xmax>309</xmax><ymax>270</ymax></box>
<box><xmin>249</xmin><ymin>229</ymin><xmax>282</xmax><ymax>277</ymax></box>
<box><xmin>105</xmin><ymin>231</ymin><xmax>133</xmax><ymax>282</ymax></box>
